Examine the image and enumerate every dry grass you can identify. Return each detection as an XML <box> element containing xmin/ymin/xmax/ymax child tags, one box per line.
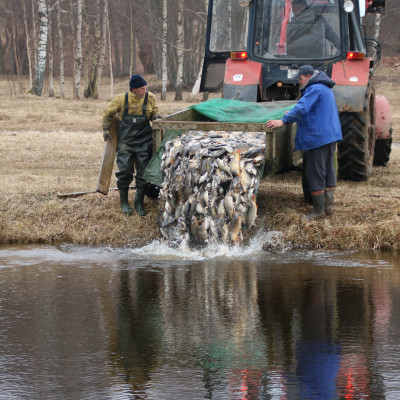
<box><xmin>0</xmin><ymin>59</ymin><xmax>399</xmax><ymax>250</ymax></box>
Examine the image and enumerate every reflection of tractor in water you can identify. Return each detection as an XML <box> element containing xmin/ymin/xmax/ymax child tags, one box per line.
<box><xmin>200</xmin><ymin>0</ymin><xmax>392</xmax><ymax>181</ymax></box>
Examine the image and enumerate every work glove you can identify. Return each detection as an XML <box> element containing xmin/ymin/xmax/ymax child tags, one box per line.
<box><xmin>154</xmin><ymin>113</ymin><xmax>167</xmax><ymax>121</ymax></box>
<box><xmin>103</xmin><ymin>127</ymin><xmax>112</xmax><ymax>142</ymax></box>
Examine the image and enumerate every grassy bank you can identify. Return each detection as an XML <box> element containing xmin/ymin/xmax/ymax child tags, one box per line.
<box><xmin>1</xmin><ymin>59</ymin><xmax>399</xmax><ymax>251</ymax></box>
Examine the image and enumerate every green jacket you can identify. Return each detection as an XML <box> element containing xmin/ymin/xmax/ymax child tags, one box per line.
<box><xmin>102</xmin><ymin>90</ymin><xmax>159</xmax><ymax>129</ymax></box>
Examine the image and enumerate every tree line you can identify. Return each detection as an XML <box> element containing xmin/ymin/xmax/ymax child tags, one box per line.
<box><xmin>1</xmin><ymin>0</ymin><xmax>399</xmax><ymax>100</ymax></box>
<box><xmin>0</xmin><ymin>0</ymin><xmax>207</xmax><ymax>100</ymax></box>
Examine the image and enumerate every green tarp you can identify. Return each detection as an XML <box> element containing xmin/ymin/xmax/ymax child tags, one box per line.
<box><xmin>143</xmin><ymin>129</ymin><xmax>183</xmax><ymax>187</ymax></box>
<box><xmin>189</xmin><ymin>98</ymin><xmax>296</xmax><ymax>123</ymax></box>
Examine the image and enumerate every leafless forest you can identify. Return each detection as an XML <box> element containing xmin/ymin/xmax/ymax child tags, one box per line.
<box><xmin>0</xmin><ymin>0</ymin><xmax>399</xmax><ymax>100</ymax></box>
<box><xmin>0</xmin><ymin>0</ymin><xmax>207</xmax><ymax>100</ymax></box>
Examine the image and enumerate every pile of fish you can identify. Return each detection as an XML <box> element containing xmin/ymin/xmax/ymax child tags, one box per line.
<box><xmin>158</xmin><ymin>130</ymin><xmax>266</xmax><ymax>246</ymax></box>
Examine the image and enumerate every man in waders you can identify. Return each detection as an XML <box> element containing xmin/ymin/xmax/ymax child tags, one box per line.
<box><xmin>102</xmin><ymin>74</ymin><xmax>164</xmax><ymax>216</ymax></box>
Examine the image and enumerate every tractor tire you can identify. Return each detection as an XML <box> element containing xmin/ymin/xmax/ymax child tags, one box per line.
<box><xmin>338</xmin><ymin>85</ymin><xmax>376</xmax><ymax>181</ymax></box>
<box><xmin>373</xmin><ymin>127</ymin><xmax>393</xmax><ymax>166</ymax></box>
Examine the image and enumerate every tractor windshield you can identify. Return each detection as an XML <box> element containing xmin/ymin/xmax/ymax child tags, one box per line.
<box><xmin>252</xmin><ymin>0</ymin><xmax>341</xmax><ymax>61</ymax></box>
<box><xmin>209</xmin><ymin>0</ymin><xmax>248</xmax><ymax>52</ymax></box>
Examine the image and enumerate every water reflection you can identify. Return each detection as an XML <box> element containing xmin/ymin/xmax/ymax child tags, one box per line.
<box><xmin>0</xmin><ymin>245</ymin><xmax>399</xmax><ymax>399</ymax></box>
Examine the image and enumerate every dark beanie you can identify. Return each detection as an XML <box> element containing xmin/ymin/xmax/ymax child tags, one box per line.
<box><xmin>129</xmin><ymin>74</ymin><xmax>147</xmax><ymax>90</ymax></box>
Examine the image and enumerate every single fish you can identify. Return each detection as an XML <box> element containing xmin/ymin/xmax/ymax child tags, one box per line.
<box><xmin>190</xmin><ymin>216</ymin><xmax>200</xmax><ymax>237</ymax></box>
<box><xmin>217</xmin><ymin>158</ymin><xmax>231</xmax><ymax>175</ymax></box>
<box><xmin>197</xmin><ymin>220</ymin><xmax>209</xmax><ymax>242</ymax></box>
<box><xmin>195</xmin><ymin>202</ymin><xmax>205</xmax><ymax>215</ymax></box>
<box><xmin>229</xmin><ymin>215</ymin><xmax>242</xmax><ymax>243</ymax></box>
<box><xmin>240</xmin><ymin>169</ymin><xmax>252</xmax><ymax>192</ymax></box>
<box><xmin>253</xmin><ymin>154</ymin><xmax>264</xmax><ymax>164</ymax></box>
<box><xmin>199</xmin><ymin>171</ymin><xmax>209</xmax><ymax>184</ymax></box>
<box><xmin>230</xmin><ymin>149</ymin><xmax>241</xmax><ymax>177</ymax></box>
<box><xmin>224</xmin><ymin>193</ymin><xmax>234</xmax><ymax>218</ymax></box>
<box><xmin>220</xmin><ymin>222</ymin><xmax>229</xmax><ymax>243</ymax></box>
<box><xmin>246</xmin><ymin>195</ymin><xmax>258</xmax><ymax>230</ymax></box>
<box><xmin>217</xmin><ymin>200</ymin><xmax>225</xmax><ymax>220</ymax></box>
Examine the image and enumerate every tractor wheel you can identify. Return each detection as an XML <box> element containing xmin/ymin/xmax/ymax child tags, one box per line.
<box><xmin>373</xmin><ymin>127</ymin><xmax>393</xmax><ymax>166</ymax></box>
<box><xmin>338</xmin><ymin>85</ymin><xmax>376</xmax><ymax>181</ymax></box>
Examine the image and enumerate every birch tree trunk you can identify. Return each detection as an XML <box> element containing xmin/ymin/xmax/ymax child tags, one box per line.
<box><xmin>32</xmin><ymin>0</ymin><xmax>38</xmax><ymax>69</ymax></box>
<box><xmin>22</xmin><ymin>0</ymin><xmax>33</xmax><ymax>89</ymax></box>
<box><xmin>82</xmin><ymin>4</ymin><xmax>90</xmax><ymax>92</ymax></box>
<box><xmin>187</xmin><ymin>57</ymin><xmax>204</xmax><ymax>101</ymax></box>
<box><xmin>73</xmin><ymin>0</ymin><xmax>83</xmax><ymax>99</ymax></box>
<box><xmin>161</xmin><ymin>0</ymin><xmax>168</xmax><ymax>100</ymax></box>
<box><xmin>95</xmin><ymin>0</ymin><xmax>108</xmax><ymax>98</ymax></box>
<box><xmin>48</xmin><ymin>1</ymin><xmax>54</xmax><ymax>97</ymax></box>
<box><xmin>56</xmin><ymin>0</ymin><xmax>65</xmax><ymax>98</ymax></box>
<box><xmin>174</xmin><ymin>0</ymin><xmax>184</xmax><ymax>101</ymax></box>
<box><xmin>32</xmin><ymin>0</ymin><xmax>48</xmax><ymax>96</ymax></box>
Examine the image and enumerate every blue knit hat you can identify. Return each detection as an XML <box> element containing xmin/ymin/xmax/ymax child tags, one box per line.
<box><xmin>129</xmin><ymin>74</ymin><xmax>147</xmax><ymax>90</ymax></box>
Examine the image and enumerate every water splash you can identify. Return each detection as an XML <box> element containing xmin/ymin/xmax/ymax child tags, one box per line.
<box><xmin>126</xmin><ymin>230</ymin><xmax>288</xmax><ymax>261</ymax></box>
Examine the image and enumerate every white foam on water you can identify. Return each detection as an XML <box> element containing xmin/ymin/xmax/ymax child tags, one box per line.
<box><xmin>125</xmin><ymin>230</ymin><xmax>287</xmax><ymax>261</ymax></box>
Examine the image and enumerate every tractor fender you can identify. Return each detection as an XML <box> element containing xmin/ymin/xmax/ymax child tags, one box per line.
<box><xmin>331</xmin><ymin>58</ymin><xmax>371</xmax><ymax>112</ymax></box>
<box><xmin>223</xmin><ymin>59</ymin><xmax>262</xmax><ymax>102</ymax></box>
<box><xmin>375</xmin><ymin>95</ymin><xmax>393</xmax><ymax>140</ymax></box>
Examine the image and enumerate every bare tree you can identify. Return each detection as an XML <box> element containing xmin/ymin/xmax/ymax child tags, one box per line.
<box><xmin>48</xmin><ymin>0</ymin><xmax>54</xmax><ymax>97</ymax></box>
<box><xmin>106</xmin><ymin>0</ymin><xmax>113</xmax><ymax>98</ymax></box>
<box><xmin>31</xmin><ymin>0</ymin><xmax>38</xmax><ymax>68</ymax></box>
<box><xmin>84</xmin><ymin>0</ymin><xmax>101</xmax><ymax>98</ymax></box>
<box><xmin>188</xmin><ymin>57</ymin><xmax>204</xmax><ymax>101</ymax></box>
<box><xmin>55</xmin><ymin>0</ymin><xmax>65</xmax><ymax>98</ymax></box>
<box><xmin>174</xmin><ymin>0</ymin><xmax>184</xmax><ymax>100</ymax></box>
<box><xmin>160</xmin><ymin>0</ymin><xmax>167</xmax><ymax>100</ymax></box>
<box><xmin>129</xmin><ymin>0</ymin><xmax>136</xmax><ymax>76</ymax></box>
<box><xmin>8</xmin><ymin>0</ymin><xmax>23</xmax><ymax>93</ymax></box>
<box><xmin>95</xmin><ymin>0</ymin><xmax>108</xmax><ymax>97</ymax></box>
<box><xmin>72</xmin><ymin>0</ymin><xmax>83</xmax><ymax>99</ymax></box>
<box><xmin>31</xmin><ymin>0</ymin><xmax>48</xmax><ymax>96</ymax></box>
<box><xmin>22</xmin><ymin>0</ymin><xmax>34</xmax><ymax>88</ymax></box>
<box><xmin>188</xmin><ymin>0</ymin><xmax>208</xmax><ymax>101</ymax></box>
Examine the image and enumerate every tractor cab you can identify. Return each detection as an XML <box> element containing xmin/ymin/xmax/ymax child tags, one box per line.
<box><xmin>201</xmin><ymin>0</ymin><xmax>377</xmax><ymax>102</ymax></box>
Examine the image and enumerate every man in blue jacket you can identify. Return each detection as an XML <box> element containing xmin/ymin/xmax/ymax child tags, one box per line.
<box><xmin>266</xmin><ymin>65</ymin><xmax>342</xmax><ymax>220</ymax></box>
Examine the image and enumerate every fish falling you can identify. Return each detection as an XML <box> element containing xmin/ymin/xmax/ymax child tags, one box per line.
<box><xmin>158</xmin><ymin>130</ymin><xmax>265</xmax><ymax>246</ymax></box>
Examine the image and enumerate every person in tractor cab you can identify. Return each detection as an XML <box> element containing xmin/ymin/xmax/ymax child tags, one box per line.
<box><xmin>286</xmin><ymin>0</ymin><xmax>340</xmax><ymax>58</ymax></box>
<box><xmin>102</xmin><ymin>74</ymin><xmax>165</xmax><ymax>217</ymax></box>
<box><xmin>266</xmin><ymin>65</ymin><xmax>342</xmax><ymax>220</ymax></box>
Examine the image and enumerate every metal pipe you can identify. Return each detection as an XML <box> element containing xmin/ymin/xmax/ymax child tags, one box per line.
<box><xmin>350</xmin><ymin>10</ymin><xmax>366</xmax><ymax>52</ymax></box>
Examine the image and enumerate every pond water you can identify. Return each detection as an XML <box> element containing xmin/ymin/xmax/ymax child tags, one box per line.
<box><xmin>0</xmin><ymin>235</ymin><xmax>400</xmax><ymax>400</ymax></box>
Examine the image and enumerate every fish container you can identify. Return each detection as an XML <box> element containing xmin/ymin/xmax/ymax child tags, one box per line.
<box><xmin>152</xmin><ymin>107</ymin><xmax>299</xmax><ymax>175</ymax></box>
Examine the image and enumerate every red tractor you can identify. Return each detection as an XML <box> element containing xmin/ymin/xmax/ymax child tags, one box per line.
<box><xmin>200</xmin><ymin>0</ymin><xmax>392</xmax><ymax>181</ymax></box>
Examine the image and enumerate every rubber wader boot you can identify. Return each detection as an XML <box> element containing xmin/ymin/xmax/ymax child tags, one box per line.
<box><xmin>325</xmin><ymin>190</ymin><xmax>335</xmax><ymax>216</ymax></box>
<box><xmin>118</xmin><ymin>187</ymin><xmax>133</xmax><ymax>215</ymax></box>
<box><xmin>306</xmin><ymin>192</ymin><xmax>325</xmax><ymax>220</ymax></box>
<box><xmin>134</xmin><ymin>188</ymin><xmax>146</xmax><ymax>216</ymax></box>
